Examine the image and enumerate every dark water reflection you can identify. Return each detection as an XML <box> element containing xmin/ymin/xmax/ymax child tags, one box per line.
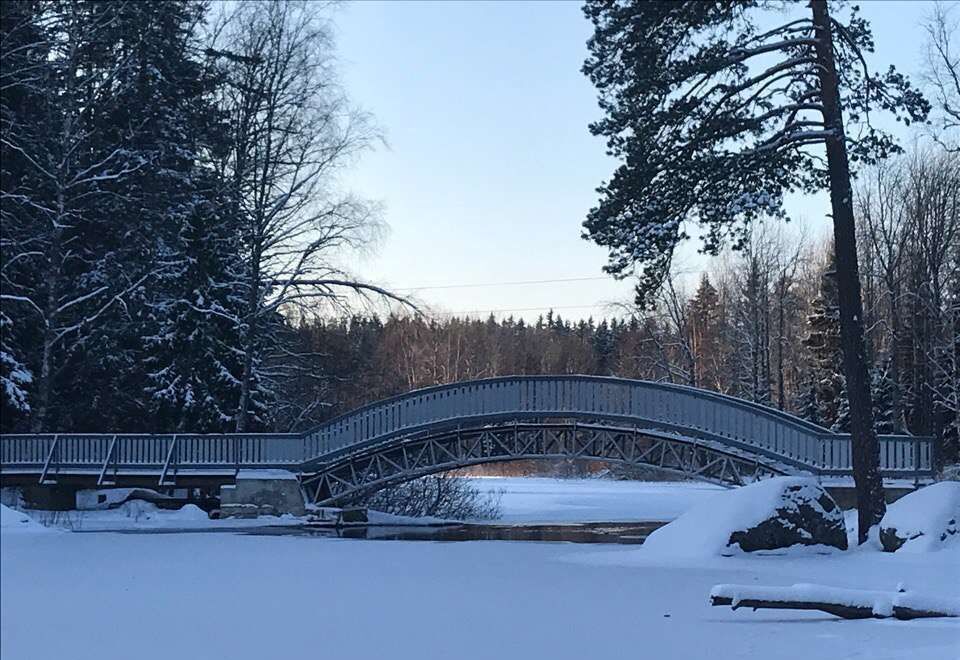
<box><xmin>246</xmin><ymin>521</ymin><xmax>666</xmax><ymax>544</ymax></box>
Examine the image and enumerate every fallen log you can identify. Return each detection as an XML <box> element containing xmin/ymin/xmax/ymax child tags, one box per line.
<box><xmin>709</xmin><ymin>583</ymin><xmax>960</xmax><ymax>620</ymax></box>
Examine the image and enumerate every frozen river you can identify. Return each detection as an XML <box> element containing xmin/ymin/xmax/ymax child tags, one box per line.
<box><xmin>2</xmin><ymin>478</ymin><xmax>958</xmax><ymax>660</ymax></box>
<box><xmin>468</xmin><ymin>476</ymin><xmax>726</xmax><ymax>523</ymax></box>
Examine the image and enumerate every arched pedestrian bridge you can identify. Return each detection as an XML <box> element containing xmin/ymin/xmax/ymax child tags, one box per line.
<box><xmin>0</xmin><ymin>376</ymin><xmax>934</xmax><ymax>505</ymax></box>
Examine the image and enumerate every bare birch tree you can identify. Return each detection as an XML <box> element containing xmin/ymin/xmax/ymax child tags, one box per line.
<box><xmin>923</xmin><ymin>2</ymin><xmax>960</xmax><ymax>151</ymax></box>
<box><xmin>904</xmin><ymin>148</ymin><xmax>960</xmax><ymax>462</ymax></box>
<box><xmin>210</xmin><ymin>1</ymin><xmax>409</xmax><ymax>431</ymax></box>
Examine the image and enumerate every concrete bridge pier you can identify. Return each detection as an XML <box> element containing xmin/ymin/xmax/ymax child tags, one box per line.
<box><xmin>218</xmin><ymin>470</ymin><xmax>306</xmax><ymax>518</ymax></box>
<box><xmin>825</xmin><ymin>484</ymin><xmax>919</xmax><ymax>510</ymax></box>
<box><xmin>6</xmin><ymin>484</ymin><xmax>79</xmax><ymax>511</ymax></box>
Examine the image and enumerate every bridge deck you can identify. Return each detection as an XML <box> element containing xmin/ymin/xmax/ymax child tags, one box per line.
<box><xmin>1</xmin><ymin>376</ymin><xmax>935</xmax><ymax>489</ymax></box>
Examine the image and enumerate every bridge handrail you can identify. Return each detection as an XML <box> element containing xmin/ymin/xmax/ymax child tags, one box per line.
<box><xmin>305</xmin><ymin>375</ymin><xmax>836</xmax><ymax>438</ymax></box>
<box><xmin>300</xmin><ymin>376</ymin><xmax>934</xmax><ymax>475</ymax></box>
<box><xmin>301</xmin><ymin>375</ymin><xmax>831</xmax><ymax>456</ymax></box>
<box><xmin>0</xmin><ymin>432</ymin><xmax>304</xmax><ymax>470</ymax></box>
<box><xmin>1</xmin><ymin>376</ymin><xmax>935</xmax><ymax>476</ymax></box>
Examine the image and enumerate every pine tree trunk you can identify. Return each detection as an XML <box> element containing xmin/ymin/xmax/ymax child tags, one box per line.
<box><xmin>811</xmin><ymin>0</ymin><xmax>885</xmax><ymax>543</ymax></box>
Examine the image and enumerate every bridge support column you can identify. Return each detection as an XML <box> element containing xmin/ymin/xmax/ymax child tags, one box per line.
<box><xmin>2</xmin><ymin>484</ymin><xmax>79</xmax><ymax>511</ymax></box>
<box><xmin>218</xmin><ymin>470</ymin><xmax>306</xmax><ymax>518</ymax></box>
<box><xmin>825</xmin><ymin>485</ymin><xmax>918</xmax><ymax>510</ymax></box>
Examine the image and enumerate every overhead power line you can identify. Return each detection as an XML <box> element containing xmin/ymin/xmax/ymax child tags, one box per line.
<box><xmin>394</xmin><ymin>266</ymin><xmax>719</xmax><ymax>292</ymax></box>
<box><xmin>395</xmin><ymin>276</ymin><xmax>611</xmax><ymax>291</ymax></box>
<box><xmin>432</xmin><ymin>303</ymin><xmax>619</xmax><ymax>316</ymax></box>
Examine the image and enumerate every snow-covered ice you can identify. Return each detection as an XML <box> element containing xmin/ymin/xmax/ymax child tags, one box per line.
<box><xmin>468</xmin><ymin>476</ymin><xmax>725</xmax><ymax>523</ymax></box>
<box><xmin>3</xmin><ymin>520</ymin><xmax>958</xmax><ymax>660</ymax></box>
<box><xmin>3</xmin><ymin>481</ymin><xmax>959</xmax><ymax>660</ymax></box>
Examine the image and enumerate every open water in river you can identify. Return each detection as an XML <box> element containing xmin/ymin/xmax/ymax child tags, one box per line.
<box><xmin>244</xmin><ymin>520</ymin><xmax>667</xmax><ymax>543</ymax></box>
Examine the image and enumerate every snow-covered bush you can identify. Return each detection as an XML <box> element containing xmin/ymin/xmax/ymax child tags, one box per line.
<box><xmin>111</xmin><ymin>501</ymin><xmax>208</xmax><ymax>523</ymax></box>
<box><xmin>941</xmin><ymin>464</ymin><xmax>960</xmax><ymax>482</ymax></box>
<box><xmin>356</xmin><ymin>475</ymin><xmax>502</xmax><ymax>520</ymax></box>
<box><xmin>879</xmin><ymin>482</ymin><xmax>960</xmax><ymax>553</ymax></box>
<box><xmin>643</xmin><ymin>477</ymin><xmax>846</xmax><ymax>557</ymax></box>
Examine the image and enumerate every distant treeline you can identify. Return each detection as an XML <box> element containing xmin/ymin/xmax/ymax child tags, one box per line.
<box><xmin>296</xmin><ymin>180</ymin><xmax>960</xmax><ymax>457</ymax></box>
<box><xmin>295</xmin><ymin>169</ymin><xmax>958</xmax><ymax>464</ymax></box>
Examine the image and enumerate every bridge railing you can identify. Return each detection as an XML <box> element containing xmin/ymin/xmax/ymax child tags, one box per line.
<box><xmin>1</xmin><ymin>433</ymin><xmax>303</xmax><ymax>475</ymax></box>
<box><xmin>303</xmin><ymin>377</ymin><xmax>934</xmax><ymax>477</ymax></box>
<box><xmin>304</xmin><ymin>377</ymin><xmax>827</xmax><ymax>464</ymax></box>
<box><xmin>817</xmin><ymin>434</ymin><xmax>933</xmax><ymax>476</ymax></box>
<box><xmin>1</xmin><ymin>376</ymin><xmax>936</xmax><ymax>479</ymax></box>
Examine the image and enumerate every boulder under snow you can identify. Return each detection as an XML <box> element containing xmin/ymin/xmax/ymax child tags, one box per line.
<box><xmin>879</xmin><ymin>481</ymin><xmax>960</xmax><ymax>553</ymax></box>
<box><xmin>643</xmin><ymin>476</ymin><xmax>847</xmax><ymax>557</ymax></box>
<box><xmin>75</xmin><ymin>487</ymin><xmax>178</xmax><ymax>511</ymax></box>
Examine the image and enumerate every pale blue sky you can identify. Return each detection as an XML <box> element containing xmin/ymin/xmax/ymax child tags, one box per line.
<box><xmin>335</xmin><ymin>0</ymin><xmax>937</xmax><ymax>320</ymax></box>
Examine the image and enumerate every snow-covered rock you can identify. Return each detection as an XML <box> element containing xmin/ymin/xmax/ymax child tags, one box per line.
<box><xmin>0</xmin><ymin>504</ymin><xmax>49</xmax><ymax>533</ymax></box>
<box><xmin>643</xmin><ymin>477</ymin><xmax>846</xmax><ymax>557</ymax></box>
<box><xmin>879</xmin><ymin>482</ymin><xmax>960</xmax><ymax>553</ymax></box>
<box><xmin>75</xmin><ymin>487</ymin><xmax>177</xmax><ymax>510</ymax></box>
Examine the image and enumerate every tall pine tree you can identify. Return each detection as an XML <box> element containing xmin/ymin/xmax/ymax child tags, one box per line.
<box><xmin>581</xmin><ymin>0</ymin><xmax>928</xmax><ymax>540</ymax></box>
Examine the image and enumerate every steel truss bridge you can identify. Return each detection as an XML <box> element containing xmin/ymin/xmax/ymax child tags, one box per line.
<box><xmin>0</xmin><ymin>376</ymin><xmax>934</xmax><ymax>505</ymax></box>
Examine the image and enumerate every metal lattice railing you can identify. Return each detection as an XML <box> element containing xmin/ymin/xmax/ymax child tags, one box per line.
<box><xmin>0</xmin><ymin>376</ymin><xmax>935</xmax><ymax>483</ymax></box>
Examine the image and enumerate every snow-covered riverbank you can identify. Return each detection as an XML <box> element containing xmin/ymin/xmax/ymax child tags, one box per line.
<box><xmin>9</xmin><ymin>478</ymin><xmax>723</xmax><ymax>532</ymax></box>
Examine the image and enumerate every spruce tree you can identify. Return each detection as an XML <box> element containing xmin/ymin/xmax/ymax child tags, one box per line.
<box><xmin>689</xmin><ymin>275</ymin><xmax>722</xmax><ymax>391</ymax></box>
<box><xmin>144</xmin><ymin>184</ymin><xmax>249</xmax><ymax>432</ymax></box>
<box><xmin>870</xmin><ymin>364</ymin><xmax>900</xmax><ymax>434</ymax></box>
<box><xmin>803</xmin><ymin>260</ymin><xmax>844</xmax><ymax>429</ymax></box>
<box><xmin>0</xmin><ymin>1</ymin><xmax>156</xmax><ymax>431</ymax></box>
<box><xmin>831</xmin><ymin>377</ymin><xmax>851</xmax><ymax>433</ymax></box>
<box><xmin>592</xmin><ymin>320</ymin><xmax>615</xmax><ymax>375</ymax></box>
<box><xmin>63</xmin><ymin>0</ymin><xmax>248</xmax><ymax>431</ymax></box>
<box><xmin>0</xmin><ymin>0</ymin><xmax>47</xmax><ymax>428</ymax></box>
<box><xmin>796</xmin><ymin>376</ymin><xmax>820</xmax><ymax>426</ymax></box>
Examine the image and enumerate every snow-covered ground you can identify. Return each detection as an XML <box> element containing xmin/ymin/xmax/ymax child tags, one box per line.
<box><xmin>468</xmin><ymin>476</ymin><xmax>725</xmax><ymax>523</ymax></box>
<box><xmin>2</xmin><ymin>522</ymin><xmax>957</xmax><ymax>660</ymax></box>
